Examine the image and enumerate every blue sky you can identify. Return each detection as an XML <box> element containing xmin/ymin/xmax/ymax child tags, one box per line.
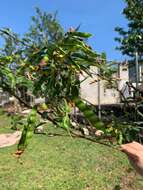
<box><xmin>0</xmin><ymin>0</ymin><xmax>127</xmax><ymax>61</ymax></box>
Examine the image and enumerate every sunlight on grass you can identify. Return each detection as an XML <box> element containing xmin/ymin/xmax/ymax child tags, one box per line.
<box><xmin>0</xmin><ymin>114</ymin><xmax>142</xmax><ymax>190</ymax></box>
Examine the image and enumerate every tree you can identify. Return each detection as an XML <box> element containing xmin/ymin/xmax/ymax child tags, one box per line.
<box><xmin>0</xmin><ymin>28</ymin><xmax>18</xmax><ymax>56</ymax></box>
<box><xmin>24</xmin><ymin>7</ymin><xmax>64</xmax><ymax>47</ymax></box>
<box><xmin>115</xmin><ymin>0</ymin><xmax>143</xmax><ymax>58</ymax></box>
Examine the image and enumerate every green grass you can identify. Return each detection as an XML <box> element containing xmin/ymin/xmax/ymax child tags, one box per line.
<box><xmin>0</xmin><ymin>114</ymin><xmax>143</xmax><ymax>190</ymax></box>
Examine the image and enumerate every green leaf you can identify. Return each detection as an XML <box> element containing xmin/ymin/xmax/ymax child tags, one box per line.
<box><xmin>69</xmin><ymin>31</ymin><xmax>92</xmax><ymax>38</ymax></box>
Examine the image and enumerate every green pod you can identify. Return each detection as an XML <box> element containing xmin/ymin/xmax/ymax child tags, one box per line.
<box><xmin>17</xmin><ymin>108</ymin><xmax>37</xmax><ymax>152</ymax></box>
<box><xmin>62</xmin><ymin>115</ymin><xmax>70</xmax><ymax>129</ymax></box>
<box><xmin>26</xmin><ymin>130</ymin><xmax>33</xmax><ymax>139</ymax></box>
<box><xmin>27</xmin><ymin>108</ymin><xmax>37</xmax><ymax>124</ymax></box>
<box><xmin>27</xmin><ymin>116</ymin><xmax>36</xmax><ymax>124</ymax></box>
<box><xmin>117</xmin><ymin>131</ymin><xmax>123</xmax><ymax>145</ymax></box>
<box><xmin>18</xmin><ymin>127</ymin><xmax>33</xmax><ymax>151</ymax></box>
<box><xmin>17</xmin><ymin>126</ymin><xmax>28</xmax><ymax>151</ymax></box>
<box><xmin>73</xmin><ymin>98</ymin><xmax>104</xmax><ymax>130</ymax></box>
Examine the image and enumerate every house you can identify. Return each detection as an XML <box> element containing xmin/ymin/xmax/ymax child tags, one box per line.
<box><xmin>80</xmin><ymin>61</ymin><xmax>134</xmax><ymax>105</ymax></box>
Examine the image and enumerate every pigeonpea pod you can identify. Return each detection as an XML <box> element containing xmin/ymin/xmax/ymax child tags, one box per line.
<box><xmin>73</xmin><ymin>98</ymin><xmax>104</xmax><ymax>130</ymax></box>
<box><xmin>17</xmin><ymin>108</ymin><xmax>37</xmax><ymax>152</ymax></box>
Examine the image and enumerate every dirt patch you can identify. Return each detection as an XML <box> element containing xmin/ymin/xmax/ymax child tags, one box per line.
<box><xmin>114</xmin><ymin>170</ymin><xmax>142</xmax><ymax>190</ymax></box>
<box><xmin>0</xmin><ymin>131</ymin><xmax>21</xmax><ymax>148</ymax></box>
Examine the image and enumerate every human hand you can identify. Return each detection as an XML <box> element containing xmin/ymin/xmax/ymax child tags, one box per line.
<box><xmin>121</xmin><ymin>141</ymin><xmax>143</xmax><ymax>176</ymax></box>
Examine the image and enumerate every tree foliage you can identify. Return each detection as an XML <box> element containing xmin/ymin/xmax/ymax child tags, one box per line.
<box><xmin>25</xmin><ymin>7</ymin><xmax>64</xmax><ymax>47</ymax></box>
<box><xmin>115</xmin><ymin>0</ymin><xmax>143</xmax><ymax>57</ymax></box>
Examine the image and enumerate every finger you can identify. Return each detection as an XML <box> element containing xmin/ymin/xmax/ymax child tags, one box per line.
<box><xmin>125</xmin><ymin>142</ymin><xmax>143</xmax><ymax>152</ymax></box>
<box><xmin>132</xmin><ymin>141</ymin><xmax>143</xmax><ymax>150</ymax></box>
<box><xmin>121</xmin><ymin>142</ymin><xmax>143</xmax><ymax>151</ymax></box>
<box><xmin>121</xmin><ymin>144</ymin><xmax>139</xmax><ymax>156</ymax></box>
<box><xmin>121</xmin><ymin>149</ymin><xmax>139</xmax><ymax>161</ymax></box>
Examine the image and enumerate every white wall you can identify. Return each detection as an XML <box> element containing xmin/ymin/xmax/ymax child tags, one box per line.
<box><xmin>80</xmin><ymin>67</ymin><xmax>120</xmax><ymax>105</ymax></box>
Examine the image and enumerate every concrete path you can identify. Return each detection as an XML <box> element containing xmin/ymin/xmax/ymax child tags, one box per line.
<box><xmin>0</xmin><ymin>131</ymin><xmax>21</xmax><ymax>148</ymax></box>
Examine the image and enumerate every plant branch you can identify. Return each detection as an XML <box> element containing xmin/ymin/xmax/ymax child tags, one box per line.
<box><xmin>0</xmin><ymin>82</ymin><xmax>57</xmax><ymax>125</ymax></box>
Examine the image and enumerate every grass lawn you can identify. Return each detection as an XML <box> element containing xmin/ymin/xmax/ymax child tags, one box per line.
<box><xmin>0</xmin><ymin>114</ymin><xmax>143</xmax><ymax>190</ymax></box>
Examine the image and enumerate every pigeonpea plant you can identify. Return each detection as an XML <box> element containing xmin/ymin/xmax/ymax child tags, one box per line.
<box><xmin>0</xmin><ymin>29</ymin><xmax>115</xmax><ymax>155</ymax></box>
